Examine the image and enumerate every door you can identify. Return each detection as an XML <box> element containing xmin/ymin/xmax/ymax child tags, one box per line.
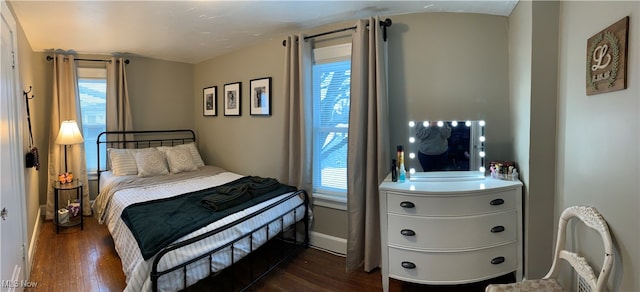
<box><xmin>1</xmin><ymin>1</ymin><xmax>27</xmax><ymax>290</ymax></box>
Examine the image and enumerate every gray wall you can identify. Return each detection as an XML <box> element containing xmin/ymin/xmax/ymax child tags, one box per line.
<box><xmin>387</xmin><ymin>13</ymin><xmax>512</xmax><ymax>165</ymax></box>
<box><xmin>194</xmin><ymin>12</ymin><xmax>513</xmax><ymax>239</ymax></box>
<box><xmin>15</xmin><ymin>9</ymin><xmax>40</xmax><ymax>262</ymax></box>
<box><xmin>194</xmin><ymin>38</ymin><xmax>286</xmax><ymax>177</ymax></box>
<box><xmin>30</xmin><ymin>52</ymin><xmax>195</xmax><ymax>201</ymax></box>
<box><xmin>510</xmin><ymin>1</ymin><xmax>639</xmax><ymax>290</ymax></box>
<box><xmin>126</xmin><ymin>57</ymin><xmax>194</xmax><ymax>131</ymax></box>
<box><xmin>509</xmin><ymin>1</ymin><xmax>560</xmax><ymax>279</ymax></box>
<box><xmin>556</xmin><ymin>2</ymin><xmax>639</xmax><ymax>291</ymax></box>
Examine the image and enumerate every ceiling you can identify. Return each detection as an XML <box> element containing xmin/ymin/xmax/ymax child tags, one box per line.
<box><xmin>10</xmin><ymin>1</ymin><xmax>518</xmax><ymax>64</ymax></box>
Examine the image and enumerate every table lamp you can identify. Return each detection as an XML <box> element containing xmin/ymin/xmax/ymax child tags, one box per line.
<box><xmin>55</xmin><ymin>120</ymin><xmax>84</xmax><ymax>174</ymax></box>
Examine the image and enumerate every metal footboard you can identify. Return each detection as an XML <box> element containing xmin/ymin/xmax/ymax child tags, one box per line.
<box><xmin>95</xmin><ymin>129</ymin><xmax>309</xmax><ymax>291</ymax></box>
<box><xmin>151</xmin><ymin>190</ymin><xmax>310</xmax><ymax>291</ymax></box>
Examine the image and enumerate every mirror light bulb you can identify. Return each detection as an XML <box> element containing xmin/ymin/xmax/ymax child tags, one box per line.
<box><xmin>479</xmin><ymin>151</ymin><xmax>485</xmax><ymax>157</ymax></box>
<box><xmin>408</xmin><ymin>121</ymin><xmax>415</xmax><ymax>127</ymax></box>
<box><xmin>479</xmin><ymin>120</ymin><xmax>485</xmax><ymax>126</ymax></box>
<box><xmin>451</xmin><ymin>121</ymin><xmax>458</xmax><ymax>127</ymax></box>
<box><xmin>437</xmin><ymin>121</ymin><xmax>444</xmax><ymax>127</ymax></box>
<box><xmin>465</xmin><ymin>121</ymin><xmax>472</xmax><ymax>127</ymax></box>
<box><xmin>409</xmin><ymin>153</ymin><xmax>415</xmax><ymax>159</ymax></box>
<box><xmin>423</xmin><ymin>121</ymin><xmax>429</xmax><ymax>127</ymax></box>
<box><xmin>479</xmin><ymin>166</ymin><xmax>486</xmax><ymax>173</ymax></box>
<box><xmin>409</xmin><ymin>137</ymin><xmax>415</xmax><ymax>143</ymax></box>
<box><xmin>409</xmin><ymin>168</ymin><xmax>416</xmax><ymax>174</ymax></box>
<box><xmin>479</xmin><ymin>136</ymin><xmax>486</xmax><ymax>142</ymax></box>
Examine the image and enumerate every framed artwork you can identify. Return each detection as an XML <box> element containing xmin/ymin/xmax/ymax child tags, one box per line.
<box><xmin>586</xmin><ymin>16</ymin><xmax>629</xmax><ymax>96</ymax></box>
<box><xmin>223</xmin><ymin>82</ymin><xmax>241</xmax><ymax>116</ymax></box>
<box><xmin>250</xmin><ymin>77</ymin><xmax>271</xmax><ymax>116</ymax></box>
<box><xmin>203</xmin><ymin>86</ymin><xmax>217</xmax><ymax>116</ymax></box>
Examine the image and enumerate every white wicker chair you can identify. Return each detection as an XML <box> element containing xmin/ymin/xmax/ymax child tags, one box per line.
<box><xmin>486</xmin><ymin>206</ymin><xmax>613</xmax><ymax>292</ymax></box>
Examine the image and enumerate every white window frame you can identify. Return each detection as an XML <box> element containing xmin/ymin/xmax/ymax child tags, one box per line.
<box><xmin>312</xmin><ymin>43</ymin><xmax>351</xmax><ymax>210</ymax></box>
<box><xmin>77</xmin><ymin>67</ymin><xmax>107</xmax><ymax>178</ymax></box>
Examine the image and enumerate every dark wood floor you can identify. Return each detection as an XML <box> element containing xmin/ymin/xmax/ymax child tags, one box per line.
<box><xmin>28</xmin><ymin>216</ymin><xmax>514</xmax><ymax>291</ymax></box>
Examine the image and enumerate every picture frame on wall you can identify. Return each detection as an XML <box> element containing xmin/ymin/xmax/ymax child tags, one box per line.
<box><xmin>586</xmin><ymin>16</ymin><xmax>629</xmax><ymax>96</ymax></box>
<box><xmin>203</xmin><ymin>86</ymin><xmax>217</xmax><ymax>116</ymax></box>
<box><xmin>250</xmin><ymin>77</ymin><xmax>271</xmax><ymax>116</ymax></box>
<box><xmin>224</xmin><ymin>82</ymin><xmax>241</xmax><ymax>116</ymax></box>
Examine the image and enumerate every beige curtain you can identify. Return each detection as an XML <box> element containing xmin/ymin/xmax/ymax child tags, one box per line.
<box><xmin>106</xmin><ymin>57</ymin><xmax>134</xmax><ymax>143</ymax></box>
<box><xmin>282</xmin><ymin>34</ymin><xmax>313</xmax><ymax>192</ymax></box>
<box><xmin>46</xmin><ymin>54</ymin><xmax>91</xmax><ymax>218</ymax></box>
<box><xmin>346</xmin><ymin>17</ymin><xmax>390</xmax><ymax>272</ymax></box>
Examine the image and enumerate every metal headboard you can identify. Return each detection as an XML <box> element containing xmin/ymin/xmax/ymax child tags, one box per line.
<box><xmin>96</xmin><ymin>129</ymin><xmax>196</xmax><ymax>184</ymax></box>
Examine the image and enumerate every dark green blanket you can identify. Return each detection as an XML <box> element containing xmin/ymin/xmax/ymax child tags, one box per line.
<box><xmin>200</xmin><ymin>176</ymin><xmax>281</xmax><ymax>211</ymax></box>
<box><xmin>120</xmin><ymin>176</ymin><xmax>296</xmax><ymax>260</ymax></box>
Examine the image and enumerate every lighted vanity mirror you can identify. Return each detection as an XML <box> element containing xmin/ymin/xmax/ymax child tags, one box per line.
<box><xmin>407</xmin><ymin>120</ymin><xmax>485</xmax><ymax>180</ymax></box>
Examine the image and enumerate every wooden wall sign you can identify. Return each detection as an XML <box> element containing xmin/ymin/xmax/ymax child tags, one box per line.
<box><xmin>586</xmin><ymin>16</ymin><xmax>629</xmax><ymax>95</ymax></box>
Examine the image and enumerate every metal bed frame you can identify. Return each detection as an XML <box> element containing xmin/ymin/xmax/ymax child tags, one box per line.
<box><xmin>96</xmin><ymin>130</ymin><xmax>309</xmax><ymax>291</ymax></box>
<box><xmin>96</xmin><ymin>129</ymin><xmax>198</xmax><ymax>183</ymax></box>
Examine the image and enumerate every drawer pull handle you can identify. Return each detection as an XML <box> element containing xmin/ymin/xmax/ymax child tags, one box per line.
<box><xmin>400</xmin><ymin>201</ymin><xmax>415</xmax><ymax>208</ymax></box>
<box><xmin>401</xmin><ymin>229</ymin><xmax>416</xmax><ymax>236</ymax></box>
<box><xmin>490</xmin><ymin>198</ymin><xmax>505</xmax><ymax>206</ymax></box>
<box><xmin>491</xmin><ymin>256</ymin><xmax>506</xmax><ymax>265</ymax></box>
<box><xmin>401</xmin><ymin>261</ymin><xmax>416</xmax><ymax>269</ymax></box>
<box><xmin>491</xmin><ymin>226</ymin><xmax>505</xmax><ymax>233</ymax></box>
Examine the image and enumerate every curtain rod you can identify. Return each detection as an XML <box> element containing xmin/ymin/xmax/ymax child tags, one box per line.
<box><xmin>45</xmin><ymin>55</ymin><xmax>130</xmax><ymax>64</ymax></box>
<box><xmin>282</xmin><ymin>18</ymin><xmax>392</xmax><ymax>46</ymax></box>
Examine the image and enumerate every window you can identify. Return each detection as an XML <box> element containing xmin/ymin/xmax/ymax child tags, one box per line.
<box><xmin>77</xmin><ymin>67</ymin><xmax>107</xmax><ymax>174</ymax></box>
<box><xmin>312</xmin><ymin>44</ymin><xmax>351</xmax><ymax>197</ymax></box>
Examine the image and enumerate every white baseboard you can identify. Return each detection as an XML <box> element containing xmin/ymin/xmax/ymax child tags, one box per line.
<box><xmin>309</xmin><ymin>231</ymin><xmax>347</xmax><ymax>256</ymax></box>
<box><xmin>27</xmin><ymin>207</ymin><xmax>42</xmax><ymax>271</ymax></box>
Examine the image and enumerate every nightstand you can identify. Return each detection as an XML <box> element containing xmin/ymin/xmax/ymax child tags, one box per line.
<box><xmin>53</xmin><ymin>180</ymin><xmax>83</xmax><ymax>234</ymax></box>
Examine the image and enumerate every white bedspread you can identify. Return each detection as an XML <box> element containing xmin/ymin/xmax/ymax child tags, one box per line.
<box><xmin>97</xmin><ymin>170</ymin><xmax>306</xmax><ymax>292</ymax></box>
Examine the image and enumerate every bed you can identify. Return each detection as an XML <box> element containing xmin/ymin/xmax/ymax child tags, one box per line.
<box><xmin>91</xmin><ymin>130</ymin><xmax>309</xmax><ymax>292</ymax></box>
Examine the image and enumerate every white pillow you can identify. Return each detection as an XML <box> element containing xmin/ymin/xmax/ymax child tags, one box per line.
<box><xmin>107</xmin><ymin>148</ymin><xmax>138</xmax><ymax>176</ymax></box>
<box><xmin>165</xmin><ymin>147</ymin><xmax>198</xmax><ymax>174</ymax></box>
<box><xmin>178</xmin><ymin>143</ymin><xmax>205</xmax><ymax>167</ymax></box>
<box><xmin>157</xmin><ymin>143</ymin><xmax>205</xmax><ymax>167</ymax></box>
<box><xmin>134</xmin><ymin>149</ymin><xmax>169</xmax><ymax>177</ymax></box>
<box><xmin>127</xmin><ymin>147</ymin><xmax>156</xmax><ymax>156</ymax></box>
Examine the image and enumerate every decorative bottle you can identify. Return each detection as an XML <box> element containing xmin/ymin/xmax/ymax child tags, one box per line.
<box><xmin>397</xmin><ymin>145</ymin><xmax>406</xmax><ymax>182</ymax></box>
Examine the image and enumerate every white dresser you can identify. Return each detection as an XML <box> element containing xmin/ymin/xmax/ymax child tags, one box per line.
<box><xmin>378</xmin><ymin>174</ymin><xmax>523</xmax><ymax>291</ymax></box>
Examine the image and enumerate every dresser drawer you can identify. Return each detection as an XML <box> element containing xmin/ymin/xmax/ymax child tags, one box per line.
<box><xmin>387</xmin><ymin>189</ymin><xmax>517</xmax><ymax>216</ymax></box>
<box><xmin>388</xmin><ymin>243</ymin><xmax>517</xmax><ymax>284</ymax></box>
<box><xmin>388</xmin><ymin>210</ymin><xmax>517</xmax><ymax>250</ymax></box>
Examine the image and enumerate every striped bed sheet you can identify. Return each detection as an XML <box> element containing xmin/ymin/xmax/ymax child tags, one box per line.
<box><xmin>96</xmin><ymin>169</ymin><xmax>305</xmax><ymax>292</ymax></box>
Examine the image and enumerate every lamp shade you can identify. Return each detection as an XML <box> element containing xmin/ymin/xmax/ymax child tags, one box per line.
<box><xmin>55</xmin><ymin>120</ymin><xmax>84</xmax><ymax>145</ymax></box>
